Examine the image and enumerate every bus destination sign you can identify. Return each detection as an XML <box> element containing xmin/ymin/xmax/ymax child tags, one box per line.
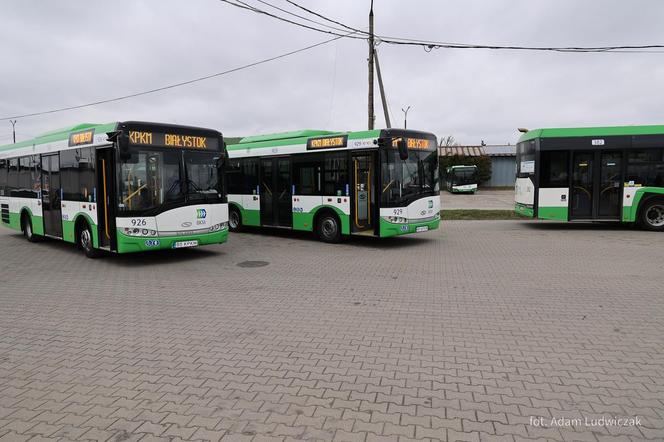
<box><xmin>68</xmin><ymin>129</ymin><xmax>95</xmax><ymax>147</ymax></box>
<box><xmin>392</xmin><ymin>138</ymin><xmax>432</xmax><ymax>150</ymax></box>
<box><xmin>128</xmin><ymin>130</ymin><xmax>218</xmax><ymax>150</ymax></box>
<box><xmin>307</xmin><ymin>135</ymin><xmax>348</xmax><ymax>150</ymax></box>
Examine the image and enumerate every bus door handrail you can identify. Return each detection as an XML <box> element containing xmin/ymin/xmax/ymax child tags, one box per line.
<box><xmin>354</xmin><ymin>158</ymin><xmax>364</xmax><ymax>229</ymax></box>
<box><xmin>102</xmin><ymin>159</ymin><xmax>110</xmax><ymax>240</ymax></box>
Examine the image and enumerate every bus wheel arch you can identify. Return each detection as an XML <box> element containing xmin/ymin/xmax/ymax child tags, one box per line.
<box><xmin>75</xmin><ymin>216</ymin><xmax>100</xmax><ymax>258</ymax></box>
<box><xmin>229</xmin><ymin>204</ymin><xmax>243</xmax><ymax>232</ymax></box>
<box><xmin>20</xmin><ymin>209</ymin><xmax>39</xmax><ymax>242</ymax></box>
<box><xmin>638</xmin><ymin>195</ymin><xmax>664</xmax><ymax>231</ymax></box>
<box><xmin>314</xmin><ymin>208</ymin><xmax>342</xmax><ymax>243</ymax></box>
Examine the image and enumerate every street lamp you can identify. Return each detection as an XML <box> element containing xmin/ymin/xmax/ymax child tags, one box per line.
<box><xmin>10</xmin><ymin>120</ymin><xmax>17</xmax><ymax>144</ymax></box>
<box><xmin>401</xmin><ymin>106</ymin><xmax>411</xmax><ymax>129</ymax></box>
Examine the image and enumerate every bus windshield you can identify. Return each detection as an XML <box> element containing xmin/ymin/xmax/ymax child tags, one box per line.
<box><xmin>450</xmin><ymin>167</ymin><xmax>478</xmax><ymax>185</ymax></box>
<box><xmin>517</xmin><ymin>140</ymin><xmax>536</xmax><ymax>178</ymax></box>
<box><xmin>118</xmin><ymin>149</ymin><xmax>222</xmax><ymax>214</ymax></box>
<box><xmin>382</xmin><ymin>149</ymin><xmax>439</xmax><ymax>207</ymax></box>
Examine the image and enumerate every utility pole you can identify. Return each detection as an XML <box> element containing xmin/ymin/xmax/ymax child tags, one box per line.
<box><xmin>10</xmin><ymin>120</ymin><xmax>17</xmax><ymax>144</ymax></box>
<box><xmin>367</xmin><ymin>0</ymin><xmax>375</xmax><ymax>130</ymax></box>
<box><xmin>374</xmin><ymin>49</ymin><xmax>391</xmax><ymax>128</ymax></box>
<box><xmin>401</xmin><ymin>106</ymin><xmax>411</xmax><ymax>129</ymax></box>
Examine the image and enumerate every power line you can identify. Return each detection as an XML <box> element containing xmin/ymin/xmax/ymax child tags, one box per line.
<box><xmin>219</xmin><ymin>0</ymin><xmax>365</xmax><ymax>41</ymax></box>
<box><xmin>251</xmin><ymin>0</ymin><xmax>360</xmax><ymax>35</ymax></box>
<box><xmin>266</xmin><ymin>0</ymin><xmax>664</xmax><ymax>53</ymax></box>
<box><xmin>0</xmin><ymin>35</ymin><xmax>346</xmax><ymax>121</ymax></box>
<box><xmin>283</xmin><ymin>0</ymin><xmax>366</xmax><ymax>35</ymax></box>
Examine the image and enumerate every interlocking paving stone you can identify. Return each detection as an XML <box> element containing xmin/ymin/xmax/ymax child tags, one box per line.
<box><xmin>0</xmin><ymin>221</ymin><xmax>662</xmax><ymax>441</ymax></box>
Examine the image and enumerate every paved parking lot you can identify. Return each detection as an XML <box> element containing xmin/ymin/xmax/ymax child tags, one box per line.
<box><xmin>0</xmin><ymin>221</ymin><xmax>662</xmax><ymax>442</ymax></box>
<box><xmin>440</xmin><ymin>190</ymin><xmax>514</xmax><ymax>211</ymax></box>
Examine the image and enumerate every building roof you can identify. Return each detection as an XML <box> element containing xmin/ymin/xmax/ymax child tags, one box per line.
<box><xmin>438</xmin><ymin>146</ymin><xmax>486</xmax><ymax>157</ymax></box>
<box><xmin>518</xmin><ymin>124</ymin><xmax>664</xmax><ymax>143</ymax></box>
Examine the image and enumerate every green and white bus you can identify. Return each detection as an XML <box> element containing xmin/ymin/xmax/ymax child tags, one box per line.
<box><xmin>0</xmin><ymin>121</ymin><xmax>228</xmax><ymax>257</ymax></box>
<box><xmin>444</xmin><ymin>165</ymin><xmax>478</xmax><ymax>193</ymax></box>
<box><xmin>515</xmin><ymin>125</ymin><xmax>664</xmax><ymax>231</ymax></box>
<box><xmin>226</xmin><ymin>129</ymin><xmax>440</xmax><ymax>242</ymax></box>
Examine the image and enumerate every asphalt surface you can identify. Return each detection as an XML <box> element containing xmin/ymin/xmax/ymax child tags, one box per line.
<box><xmin>0</xmin><ymin>221</ymin><xmax>662</xmax><ymax>441</ymax></box>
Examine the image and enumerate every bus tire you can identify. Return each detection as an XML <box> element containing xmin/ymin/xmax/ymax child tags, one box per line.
<box><xmin>229</xmin><ymin>206</ymin><xmax>242</xmax><ymax>232</ymax></box>
<box><xmin>316</xmin><ymin>211</ymin><xmax>341</xmax><ymax>243</ymax></box>
<box><xmin>21</xmin><ymin>212</ymin><xmax>40</xmax><ymax>243</ymax></box>
<box><xmin>77</xmin><ymin>220</ymin><xmax>100</xmax><ymax>258</ymax></box>
<box><xmin>638</xmin><ymin>197</ymin><xmax>664</xmax><ymax>231</ymax></box>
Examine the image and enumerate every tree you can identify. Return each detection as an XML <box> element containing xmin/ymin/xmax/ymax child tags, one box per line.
<box><xmin>440</xmin><ymin>135</ymin><xmax>458</xmax><ymax>147</ymax></box>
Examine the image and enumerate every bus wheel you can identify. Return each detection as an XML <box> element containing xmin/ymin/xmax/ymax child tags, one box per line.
<box><xmin>21</xmin><ymin>213</ymin><xmax>39</xmax><ymax>243</ymax></box>
<box><xmin>79</xmin><ymin>223</ymin><xmax>100</xmax><ymax>258</ymax></box>
<box><xmin>229</xmin><ymin>207</ymin><xmax>242</xmax><ymax>232</ymax></box>
<box><xmin>316</xmin><ymin>213</ymin><xmax>341</xmax><ymax>243</ymax></box>
<box><xmin>640</xmin><ymin>199</ymin><xmax>664</xmax><ymax>231</ymax></box>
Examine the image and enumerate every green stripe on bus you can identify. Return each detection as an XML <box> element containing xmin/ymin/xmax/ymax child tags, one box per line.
<box><xmin>537</xmin><ymin>206</ymin><xmax>568</xmax><ymax>221</ymax></box>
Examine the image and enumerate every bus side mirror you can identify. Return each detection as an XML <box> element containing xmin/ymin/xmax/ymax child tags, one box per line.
<box><xmin>397</xmin><ymin>139</ymin><xmax>408</xmax><ymax>161</ymax></box>
<box><xmin>118</xmin><ymin>133</ymin><xmax>131</xmax><ymax>161</ymax></box>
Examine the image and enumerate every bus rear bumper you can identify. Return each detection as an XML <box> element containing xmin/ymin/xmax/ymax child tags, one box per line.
<box><xmin>379</xmin><ymin>216</ymin><xmax>440</xmax><ymax>238</ymax></box>
<box><xmin>115</xmin><ymin>228</ymin><xmax>228</xmax><ymax>253</ymax></box>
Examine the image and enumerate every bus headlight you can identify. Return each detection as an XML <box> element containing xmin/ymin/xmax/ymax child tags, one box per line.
<box><xmin>123</xmin><ymin>227</ymin><xmax>158</xmax><ymax>237</ymax></box>
<box><xmin>208</xmin><ymin>222</ymin><xmax>228</xmax><ymax>232</ymax></box>
<box><xmin>382</xmin><ymin>216</ymin><xmax>408</xmax><ymax>224</ymax></box>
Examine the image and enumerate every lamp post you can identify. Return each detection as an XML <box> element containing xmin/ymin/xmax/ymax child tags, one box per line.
<box><xmin>10</xmin><ymin>120</ymin><xmax>17</xmax><ymax>143</ymax></box>
<box><xmin>401</xmin><ymin>106</ymin><xmax>411</xmax><ymax>129</ymax></box>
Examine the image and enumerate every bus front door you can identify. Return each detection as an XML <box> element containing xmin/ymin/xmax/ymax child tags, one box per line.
<box><xmin>260</xmin><ymin>158</ymin><xmax>292</xmax><ymax>228</ymax></box>
<box><xmin>96</xmin><ymin>147</ymin><xmax>116</xmax><ymax>250</ymax></box>
<box><xmin>41</xmin><ymin>154</ymin><xmax>63</xmax><ymax>238</ymax></box>
<box><xmin>571</xmin><ymin>150</ymin><xmax>622</xmax><ymax>220</ymax></box>
<box><xmin>352</xmin><ymin>153</ymin><xmax>374</xmax><ymax>233</ymax></box>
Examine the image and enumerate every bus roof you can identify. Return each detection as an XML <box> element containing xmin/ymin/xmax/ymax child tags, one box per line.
<box><xmin>518</xmin><ymin>124</ymin><xmax>664</xmax><ymax>143</ymax></box>
<box><xmin>0</xmin><ymin>122</ymin><xmax>118</xmax><ymax>154</ymax></box>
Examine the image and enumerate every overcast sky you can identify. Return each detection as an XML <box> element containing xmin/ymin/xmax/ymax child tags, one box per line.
<box><xmin>1</xmin><ymin>0</ymin><xmax>663</xmax><ymax>145</ymax></box>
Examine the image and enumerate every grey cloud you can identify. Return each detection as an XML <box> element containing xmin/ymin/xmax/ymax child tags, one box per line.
<box><xmin>1</xmin><ymin>0</ymin><xmax>663</xmax><ymax>145</ymax></box>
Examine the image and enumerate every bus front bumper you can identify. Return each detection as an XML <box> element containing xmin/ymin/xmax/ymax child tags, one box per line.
<box><xmin>379</xmin><ymin>216</ymin><xmax>440</xmax><ymax>238</ymax></box>
<box><xmin>116</xmin><ymin>228</ymin><xmax>228</xmax><ymax>253</ymax></box>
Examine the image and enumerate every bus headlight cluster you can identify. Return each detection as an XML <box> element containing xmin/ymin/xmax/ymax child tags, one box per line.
<box><xmin>123</xmin><ymin>227</ymin><xmax>158</xmax><ymax>237</ymax></box>
<box><xmin>208</xmin><ymin>222</ymin><xmax>227</xmax><ymax>232</ymax></box>
<box><xmin>382</xmin><ymin>216</ymin><xmax>409</xmax><ymax>224</ymax></box>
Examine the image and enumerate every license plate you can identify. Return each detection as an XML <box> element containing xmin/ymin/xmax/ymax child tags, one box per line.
<box><xmin>172</xmin><ymin>240</ymin><xmax>199</xmax><ymax>249</ymax></box>
<box><xmin>416</xmin><ymin>226</ymin><xmax>429</xmax><ymax>233</ymax></box>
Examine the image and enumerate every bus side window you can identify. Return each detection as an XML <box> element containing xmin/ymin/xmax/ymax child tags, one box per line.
<box><xmin>0</xmin><ymin>159</ymin><xmax>7</xmax><ymax>196</ymax></box>
<box><xmin>241</xmin><ymin>158</ymin><xmax>259</xmax><ymax>195</ymax></box>
<box><xmin>7</xmin><ymin>158</ymin><xmax>19</xmax><ymax>196</ymax></box>
<box><xmin>293</xmin><ymin>156</ymin><xmax>321</xmax><ymax>196</ymax></box>
<box><xmin>540</xmin><ymin>151</ymin><xmax>569</xmax><ymax>187</ymax></box>
<box><xmin>627</xmin><ymin>148</ymin><xmax>664</xmax><ymax>186</ymax></box>
<box><xmin>227</xmin><ymin>160</ymin><xmax>243</xmax><ymax>194</ymax></box>
<box><xmin>30</xmin><ymin>155</ymin><xmax>41</xmax><ymax>196</ymax></box>
<box><xmin>323</xmin><ymin>153</ymin><xmax>347</xmax><ymax>196</ymax></box>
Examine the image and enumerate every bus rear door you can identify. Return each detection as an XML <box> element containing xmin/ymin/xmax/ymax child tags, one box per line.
<box><xmin>570</xmin><ymin>150</ymin><xmax>622</xmax><ymax>220</ymax></box>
